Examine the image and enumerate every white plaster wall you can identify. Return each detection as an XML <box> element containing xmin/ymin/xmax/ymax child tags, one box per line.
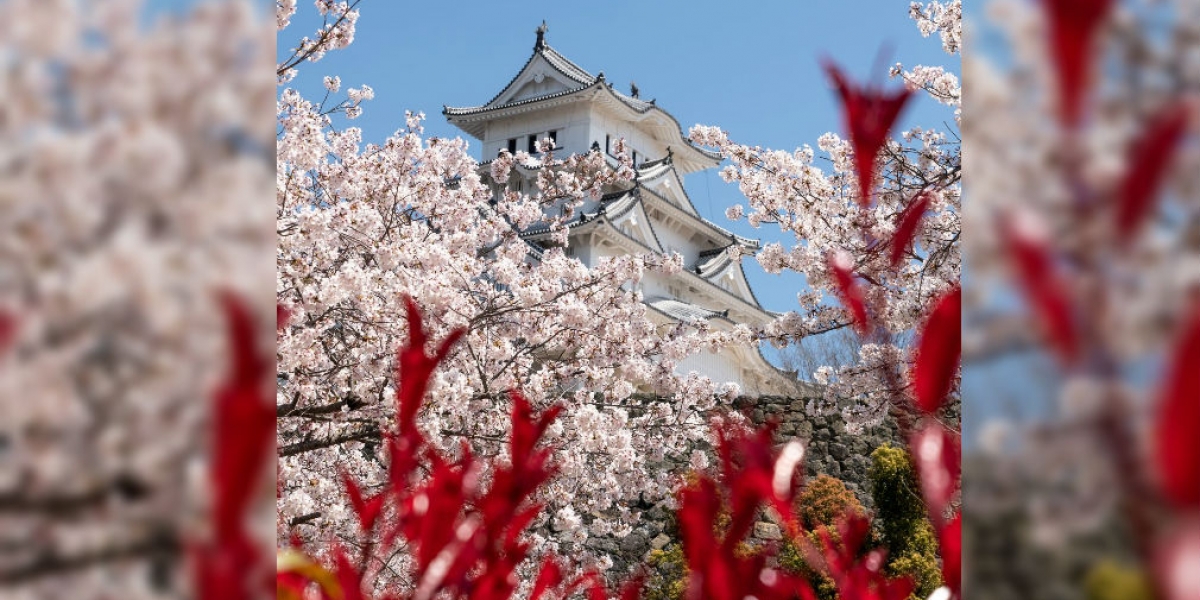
<box><xmin>585</xmin><ymin>110</ymin><xmax>668</xmax><ymax>163</ymax></box>
<box><xmin>480</xmin><ymin>103</ymin><xmax>591</xmax><ymax>158</ymax></box>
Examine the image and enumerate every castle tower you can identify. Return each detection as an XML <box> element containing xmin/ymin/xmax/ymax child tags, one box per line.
<box><xmin>444</xmin><ymin>23</ymin><xmax>797</xmax><ymax>396</ymax></box>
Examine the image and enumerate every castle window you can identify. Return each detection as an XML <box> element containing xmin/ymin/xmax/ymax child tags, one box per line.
<box><xmin>549</xmin><ymin>130</ymin><xmax>558</xmax><ymax>147</ymax></box>
<box><xmin>527</xmin><ymin>134</ymin><xmax>537</xmax><ymax>153</ymax></box>
<box><xmin>507</xmin><ymin>138</ymin><xmax>517</xmax><ymax>153</ymax></box>
<box><xmin>605</xmin><ymin>134</ymin><xmax>611</xmax><ymax>155</ymax></box>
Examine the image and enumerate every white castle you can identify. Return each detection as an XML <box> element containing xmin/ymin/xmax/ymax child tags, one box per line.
<box><xmin>445</xmin><ymin>23</ymin><xmax>796</xmax><ymax>397</ymax></box>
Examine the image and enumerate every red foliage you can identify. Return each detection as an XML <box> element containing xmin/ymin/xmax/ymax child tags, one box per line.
<box><xmin>1117</xmin><ymin>102</ymin><xmax>1190</xmax><ymax>244</ymax></box>
<box><xmin>678</xmin><ymin>429</ymin><xmax>816</xmax><ymax>600</ymax></box>
<box><xmin>1154</xmin><ymin>301</ymin><xmax>1200</xmax><ymax>509</ymax></box>
<box><xmin>1000</xmin><ymin>215</ymin><xmax>1079</xmax><ymax>364</ymax></box>
<box><xmin>277</xmin><ymin>299</ymin><xmax>943</xmax><ymax>600</ymax></box>
<box><xmin>939</xmin><ymin>514</ymin><xmax>961</xmax><ymax>598</ymax></box>
<box><xmin>1153</xmin><ymin>521</ymin><xmax>1200</xmax><ymax>600</ymax></box>
<box><xmin>828</xmin><ymin>253</ymin><xmax>871</xmax><ymax>336</ymax></box>
<box><xmin>193</xmin><ymin>293</ymin><xmax>276</xmax><ymax>600</ymax></box>
<box><xmin>1040</xmin><ymin>0</ymin><xmax>1115</xmax><ymax>128</ymax></box>
<box><xmin>910</xmin><ymin>422</ymin><xmax>961</xmax><ymax>531</ymax></box>
<box><xmin>282</xmin><ymin>298</ymin><xmax>626</xmax><ymax>600</ymax></box>
<box><xmin>816</xmin><ymin>513</ymin><xmax>915</xmax><ymax>600</ymax></box>
<box><xmin>277</xmin><ymin>303</ymin><xmax>292</xmax><ymax>330</ymax></box>
<box><xmin>823</xmin><ymin>61</ymin><xmax>914</xmax><ymax>208</ymax></box>
<box><xmin>0</xmin><ymin>310</ymin><xmax>15</xmax><ymax>356</ymax></box>
<box><xmin>890</xmin><ymin>192</ymin><xmax>931</xmax><ymax>268</ymax></box>
<box><xmin>912</xmin><ymin>287</ymin><xmax>961</xmax><ymax>414</ymax></box>
<box><xmin>396</xmin><ymin>296</ymin><xmax>464</xmax><ymax>438</ymax></box>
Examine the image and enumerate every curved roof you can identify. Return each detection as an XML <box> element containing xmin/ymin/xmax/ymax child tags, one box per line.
<box><xmin>443</xmin><ymin>38</ymin><xmax>720</xmax><ymax>172</ymax></box>
<box><xmin>647</xmin><ymin>298</ymin><xmax>729</xmax><ymax>322</ymax></box>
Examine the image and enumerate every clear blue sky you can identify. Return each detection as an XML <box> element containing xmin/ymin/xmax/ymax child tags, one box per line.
<box><xmin>279</xmin><ymin>1</ymin><xmax>960</xmax><ymax>364</ymax></box>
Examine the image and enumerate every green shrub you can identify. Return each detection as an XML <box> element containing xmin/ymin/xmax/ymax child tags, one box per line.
<box><xmin>1083</xmin><ymin>560</ymin><xmax>1153</xmax><ymax>600</ymax></box>
<box><xmin>779</xmin><ymin>530</ymin><xmax>839</xmax><ymax>600</ymax></box>
<box><xmin>775</xmin><ymin>474</ymin><xmax>866</xmax><ymax>600</ymax></box>
<box><xmin>868</xmin><ymin>444</ymin><xmax>943</xmax><ymax>600</ymax></box>
<box><xmin>642</xmin><ymin>543</ymin><xmax>688</xmax><ymax>600</ymax></box>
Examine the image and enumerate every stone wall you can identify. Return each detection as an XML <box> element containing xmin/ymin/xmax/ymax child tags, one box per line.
<box><xmin>578</xmin><ymin>393</ymin><xmax>907</xmax><ymax>575</ymax></box>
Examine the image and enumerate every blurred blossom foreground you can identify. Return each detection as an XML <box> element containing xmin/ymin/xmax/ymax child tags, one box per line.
<box><xmin>962</xmin><ymin>0</ymin><xmax>1199</xmax><ymax>599</ymax></box>
<box><xmin>0</xmin><ymin>0</ymin><xmax>276</xmax><ymax>598</ymax></box>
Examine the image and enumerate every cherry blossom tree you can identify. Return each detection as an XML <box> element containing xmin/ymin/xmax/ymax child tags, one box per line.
<box><xmin>688</xmin><ymin>1</ymin><xmax>963</xmax><ymax>432</ymax></box>
<box><xmin>0</xmin><ymin>0</ymin><xmax>275</xmax><ymax>596</ymax></box>
<box><xmin>276</xmin><ymin>1</ymin><xmax>756</xmax><ymax>580</ymax></box>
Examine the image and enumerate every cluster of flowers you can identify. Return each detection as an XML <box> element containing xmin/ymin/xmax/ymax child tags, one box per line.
<box><xmin>275</xmin><ymin>3</ymin><xmax>766</xmax><ymax>568</ymax></box>
<box><xmin>264</xmin><ymin>297</ymin><xmax>960</xmax><ymax>600</ymax></box>
<box><xmin>687</xmin><ymin>4</ymin><xmax>962</xmax><ymax>430</ymax></box>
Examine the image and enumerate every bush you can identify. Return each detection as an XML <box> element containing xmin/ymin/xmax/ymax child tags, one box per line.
<box><xmin>779</xmin><ymin>530</ymin><xmax>839</xmax><ymax>600</ymax></box>
<box><xmin>869</xmin><ymin>444</ymin><xmax>943</xmax><ymax>600</ymax></box>
<box><xmin>797</xmin><ymin>474</ymin><xmax>865</xmax><ymax>531</ymax></box>
<box><xmin>776</xmin><ymin>474</ymin><xmax>866</xmax><ymax>600</ymax></box>
<box><xmin>1083</xmin><ymin>560</ymin><xmax>1153</xmax><ymax>600</ymax></box>
<box><xmin>642</xmin><ymin>543</ymin><xmax>688</xmax><ymax>600</ymax></box>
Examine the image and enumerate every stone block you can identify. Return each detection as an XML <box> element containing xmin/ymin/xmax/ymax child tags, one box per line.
<box><xmin>754</xmin><ymin>522</ymin><xmax>782</xmax><ymax>540</ymax></box>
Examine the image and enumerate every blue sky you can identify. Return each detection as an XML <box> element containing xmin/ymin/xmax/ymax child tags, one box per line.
<box><xmin>279</xmin><ymin>1</ymin><xmax>960</xmax><ymax>365</ymax></box>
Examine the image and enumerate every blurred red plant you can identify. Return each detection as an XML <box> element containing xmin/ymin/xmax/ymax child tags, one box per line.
<box><xmin>1154</xmin><ymin>300</ymin><xmax>1200</xmax><ymax>510</ymax></box>
<box><xmin>276</xmin><ymin>297</ymin><xmax>624</xmax><ymax>600</ymax></box>
<box><xmin>1116</xmin><ymin>101</ymin><xmax>1190</xmax><ymax>244</ymax></box>
<box><xmin>1000</xmin><ymin>214</ymin><xmax>1079</xmax><ymax>365</ymax></box>
<box><xmin>273</xmin><ymin>298</ymin><xmax>953</xmax><ymax>600</ymax></box>
<box><xmin>822</xmin><ymin>57</ymin><xmax>962</xmax><ymax>600</ymax></box>
<box><xmin>890</xmin><ymin>192</ymin><xmax>932</xmax><ymax>269</ymax></box>
<box><xmin>988</xmin><ymin>2</ymin><xmax>1199</xmax><ymax>597</ymax></box>
<box><xmin>192</xmin><ymin>293</ymin><xmax>277</xmax><ymax>599</ymax></box>
<box><xmin>823</xmin><ymin>61</ymin><xmax>914</xmax><ymax>207</ymax></box>
<box><xmin>912</xmin><ymin>287</ymin><xmax>961</xmax><ymax>415</ymax></box>
<box><xmin>1042</xmin><ymin>0</ymin><xmax>1116</xmax><ymax>128</ymax></box>
<box><xmin>828</xmin><ymin>252</ymin><xmax>872</xmax><ymax>336</ymax></box>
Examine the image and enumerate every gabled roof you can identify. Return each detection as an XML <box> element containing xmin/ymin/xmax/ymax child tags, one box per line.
<box><xmin>443</xmin><ymin>28</ymin><xmax>721</xmax><ymax>173</ymax></box>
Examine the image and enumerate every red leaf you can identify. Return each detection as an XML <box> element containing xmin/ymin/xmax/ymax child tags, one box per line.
<box><xmin>0</xmin><ymin>310</ymin><xmax>15</xmax><ymax>356</ymax></box>
<box><xmin>619</xmin><ymin>573</ymin><xmax>647</xmax><ymax>600</ymax></box>
<box><xmin>530</xmin><ymin>556</ymin><xmax>564</xmax><ymax>600</ymax></box>
<box><xmin>1154</xmin><ymin>521</ymin><xmax>1200</xmax><ymax>600</ymax></box>
<box><xmin>940</xmin><ymin>513</ymin><xmax>962</xmax><ymax>599</ymax></box>
<box><xmin>890</xmin><ymin>192</ymin><xmax>931</xmax><ymax>268</ymax></box>
<box><xmin>912</xmin><ymin>287</ymin><xmax>961</xmax><ymax>413</ymax></box>
<box><xmin>330</xmin><ymin>545</ymin><xmax>365</xmax><ymax>600</ymax></box>
<box><xmin>277</xmin><ymin>303</ymin><xmax>291</xmax><ymax>330</ymax></box>
<box><xmin>341</xmin><ymin>472</ymin><xmax>385</xmax><ymax>534</ymax></box>
<box><xmin>910</xmin><ymin>421</ymin><xmax>961</xmax><ymax>525</ymax></box>
<box><xmin>1000</xmin><ymin>214</ymin><xmax>1079</xmax><ymax>364</ymax></box>
<box><xmin>1117</xmin><ymin>102</ymin><xmax>1190</xmax><ymax>244</ymax></box>
<box><xmin>212</xmin><ymin>292</ymin><xmax>274</xmax><ymax>543</ymax></box>
<box><xmin>1041</xmin><ymin>0</ymin><xmax>1115</xmax><ymax>128</ymax></box>
<box><xmin>828</xmin><ymin>252</ymin><xmax>870</xmax><ymax>336</ymax></box>
<box><xmin>396</xmin><ymin>296</ymin><xmax>464</xmax><ymax>437</ymax></box>
<box><xmin>824</xmin><ymin>61</ymin><xmax>914</xmax><ymax>207</ymax></box>
<box><xmin>1155</xmin><ymin>301</ymin><xmax>1200</xmax><ymax>509</ymax></box>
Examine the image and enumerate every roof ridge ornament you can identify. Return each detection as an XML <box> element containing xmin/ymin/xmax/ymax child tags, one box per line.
<box><xmin>630</xmin><ymin>81</ymin><xmax>639</xmax><ymax>98</ymax></box>
<box><xmin>535</xmin><ymin>20</ymin><xmax>547</xmax><ymax>51</ymax></box>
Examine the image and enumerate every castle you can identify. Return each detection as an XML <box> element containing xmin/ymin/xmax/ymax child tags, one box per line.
<box><xmin>444</xmin><ymin>23</ymin><xmax>796</xmax><ymax>396</ymax></box>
